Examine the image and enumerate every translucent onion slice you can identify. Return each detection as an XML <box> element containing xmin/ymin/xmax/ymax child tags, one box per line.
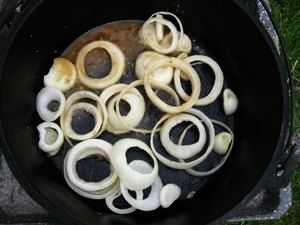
<box><xmin>160</xmin><ymin>113</ymin><xmax>207</xmax><ymax>159</ymax></box>
<box><xmin>76</xmin><ymin>40</ymin><xmax>125</xmax><ymax>89</ymax></box>
<box><xmin>161</xmin><ymin>32</ymin><xmax>192</xmax><ymax>55</ymax></box>
<box><xmin>144</xmin><ymin>57</ymin><xmax>200</xmax><ymax>114</ymax></box>
<box><xmin>105</xmin><ymin>191</ymin><xmax>143</xmax><ymax>214</ymax></box>
<box><xmin>107</xmin><ymin>93</ymin><xmax>145</xmax><ymax>134</ymax></box>
<box><xmin>37</xmin><ymin>122</ymin><xmax>64</xmax><ymax>156</ymax></box>
<box><xmin>60</xmin><ymin>91</ymin><xmax>108</xmax><ymax>140</ymax></box>
<box><xmin>111</xmin><ymin>138</ymin><xmax>159</xmax><ymax>191</ymax></box>
<box><xmin>141</xmin><ymin>17</ymin><xmax>179</xmax><ymax>54</ymax></box>
<box><xmin>116</xmin><ymin>79</ymin><xmax>180</xmax><ymax>134</ymax></box>
<box><xmin>44</xmin><ymin>58</ymin><xmax>76</xmax><ymax>92</ymax></box>
<box><xmin>179</xmin><ymin>120</ymin><xmax>234</xmax><ymax>177</ymax></box>
<box><xmin>135</xmin><ymin>51</ymin><xmax>174</xmax><ymax>84</ymax></box>
<box><xmin>120</xmin><ymin>160</ymin><xmax>162</xmax><ymax>211</ymax></box>
<box><xmin>160</xmin><ymin>184</ymin><xmax>181</xmax><ymax>208</ymax></box>
<box><xmin>150</xmin><ymin>108</ymin><xmax>215</xmax><ymax>169</ymax></box>
<box><xmin>63</xmin><ymin>102</ymin><xmax>103</xmax><ymax>141</ymax></box>
<box><xmin>174</xmin><ymin>55</ymin><xmax>224</xmax><ymax>106</ymax></box>
<box><xmin>36</xmin><ymin>87</ymin><xmax>65</xmax><ymax>122</ymax></box>
<box><xmin>65</xmin><ymin>139</ymin><xmax>118</xmax><ymax>192</ymax></box>
<box><xmin>155</xmin><ymin>14</ymin><xmax>164</xmax><ymax>41</ymax></box>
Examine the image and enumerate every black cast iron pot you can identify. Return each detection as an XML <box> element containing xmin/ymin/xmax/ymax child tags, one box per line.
<box><xmin>0</xmin><ymin>0</ymin><xmax>299</xmax><ymax>224</ymax></box>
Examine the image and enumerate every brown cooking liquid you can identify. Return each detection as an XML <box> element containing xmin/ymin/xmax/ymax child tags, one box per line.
<box><xmin>61</xmin><ymin>21</ymin><xmax>145</xmax><ymax>96</ymax></box>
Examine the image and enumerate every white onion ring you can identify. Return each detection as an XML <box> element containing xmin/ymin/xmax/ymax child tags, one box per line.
<box><xmin>107</xmin><ymin>93</ymin><xmax>145</xmax><ymax>134</ymax></box>
<box><xmin>161</xmin><ymin>32</ymin><xmax>192</xmax><ymax>55</ymax></box>
<box><xmin>116</xmin><ymin>80</ymin><xmax>180</xmax><ymax>134</ymax></box>
<box><xmin>36</xmin><ymin>87</ymin><xmax>65</xmax><ymax>122</ymax></box>
<box><xmin>150</xmin><ymin>108</ymin><xmax>215</xmax><ymax>169</ymax></box>
<box><xmin>65</xmin><ymin>139</ymin><xmax>118</xmax><ymax>192</ymax></box>
<box><xmin>174</xmin><ymin>55</ymin><xmax>224</xmax><ymax>106</ymax></box>
<box><xmin>110</xmin><ymin>138</ymin><xmax>159</xmax><ymax>191</ymax></box>
<box><xmin>120</xmin><ymin>160</ymin><xmax>162</xmax><ymax>211</ymax></box>
<box><xmin>44</xmin><ymin>58</ymin><xmax>76</xmax><ymax>92</ymax></box>
<box><xmin>76</xmin><ymin>40</ymin><xmax>125</xmax><ymax>89</ymax></box>
<box><xmin>105</xmin><ymin>191</ymin><xmax>143</xmax><ymax>214</ymax></box>
<box><xmin>63</xmin><ymin>102</ymin><xmax>103</xmax><ymax>141</ymax></box>
<box><xmin>155</xmin><ymin>14</ymin><xmax>164</xmax><ymax>41</ymax></box>
<box><xmin>37</xmin><ymin>122</ymin><xmax>64</xmax><ymax>156</ymax></box>
<box><xmin>160</xmin><ymin>113</ymin><xmax>207</xmax><ymax>159</ymax></box>
<box><xmin>180</xmin><ymin>120</ymin><xmax>234</xmax><ymax>176</ymax></box>
<box><xmin>144</xmin><ymin>57</ymin><xmax>200</xmax><ymax>114</ymax></box>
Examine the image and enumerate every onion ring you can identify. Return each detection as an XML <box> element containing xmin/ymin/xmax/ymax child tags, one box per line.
<box><xmin>144</xmin><ymin>57</ymin><xmax>200</xmax><ymax>114</ymax></box>
<box><xmin>76</xmin><ymin>40</ymin><xmax>125</xmax><ymax>89</ymax></box>
<box><xmin>37</xmin><ymin>122</ymin><xmax>64</xmax><ymax>156</ymax></box>
<box><xmin>150</xmin><ymin>108</ymin><xmax>215</xmax><ymax>169</ymax></box>
<box><xmin>36</xmin><ymin>87</ymin><xmax>65</xmax><ymax>122</ymax></box>
<box><xmin>120</xmin><ymin>160</ymin><xmax>162</xmax><ymax>211</ymax></box>
<box><xmin>174</xmin><ymin>55</ymin><xmax>224</xmax><ymax>106</ymax></box>
<box><xmin>160</xmin><ymin>113</ymin><xmax>207</xmax><ymax>159</ymax></box>
<box><xmin>110</xmin><ymin>138</ymin><xmax>159</xmax><ymax>191</ymax></box>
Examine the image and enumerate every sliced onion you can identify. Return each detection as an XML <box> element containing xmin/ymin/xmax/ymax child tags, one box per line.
<box><xmin>174</xmin><ymin>55</ymin><xmax>224</xmax><ymax>106</ymax></box>
<box><xmin>110</xmin><ymin>138</ymin><xmax>159</xmax><ymax>191</ymax></box>
<box><xmin>60</xmin><ymin>91</ymin><xmax>107</xmax><ymax>140</ymax></box>
<box><xmin>223</xmin><ymin>88</ymin><xmax>239</xmax><ymax>115</ymax></box>
<box><xmin>161</xmin><ymin>32</ymin><xmax>192</xmax><ymax>55</ymax></box>
<box><xmin>150</xmin><ymin>108</ymin><xmax>215</xmax><ymax>169</ymax></box>
<box><xmin>155</xmin><ymin>14</ymin><xmax>164</xmax><ymax>41</ymax></box>
<box><xmin>63</xmin><ymin>102</ymin><xmax>103</xmax><ymax>141</ymax></box>
<box><xmin>116</xmin><ymin>80</ymin><xmax>180</xmax><ymax>134</ymax></box>
<box><xmin>160</xmin><ymin>184</ymin><xmax>181</xmax><ymax>208</ymax></box>
<box><xmin>181</xmin><ymin>120</ymin><xmax>234</xmax><ymax>176</ymax></box>
<box><xmin>135</xmin><ymin>51</ymin><xmax>174</xmax><ymax>84</ymax></box>
<box><xmin>144</xmin><ymin>57</ymin><xmax>200</xmax><ymax>114</ymax></box>
<box><xmin>44</xmin><ymin>58</ymin><xmax>76</xmax><ymax>92</ymax></box>
<box><xmin>120</xmin><ymin>160</ymin><xmax>162</xmax><ymax>211</ymax></box>
<box><xmin>107</xmin><ymin>92</ymin><xmax>145</xmax><ymax>134</ymax></box>
<box><xmin>105</xmin><ymin>191</ymin><xmax>143</xmax><ymax>214</ymax></box>
<box><xmin>65</xmin><ymin>139</ymin><xmax>118</xmax><ymax>192</ymax></box>
<box><xmin>36</xmin><ymin>87</ymin><xmax>65</xmax><ymax>122</ymax></box>
<box><xmin>160</xmin><ymin>113</ymin><xmax>206</xmax><ymax>159</ymax></box>
<box><xmin>76</xmin><ymin>40</ymin><xmax>125</xmax><ymax>89</ymax></box>
<box><xmin>37</xmin><ymin>122</ymin><xmax>64</xmax><ymax>156</ymax></box>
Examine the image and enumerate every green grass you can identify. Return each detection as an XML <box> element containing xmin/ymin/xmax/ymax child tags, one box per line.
<box><xmin>228</xmin><ymin>0</ymin><xmax>300</xmax><ymax>224</ymax></box>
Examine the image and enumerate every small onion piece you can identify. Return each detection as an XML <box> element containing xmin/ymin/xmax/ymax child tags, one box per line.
<box><xmin>44</xmin><ymin>58</ymin><xmax>76</xmax><ymax>92</ymax></box>
<box><xmin>179</xmin><ymin>120</ymin><xmax>234</xmax><ymax>177</ymax></box>
<box><xmin>107</xmin><ymin>92</ymin><xmax>145</xmax><ymax>134</ymax></box>
<box><xmin>105</xmin><ymin>191</ymin><xmax>143</xmax><ymax>214</ymax></box>
<box><xmin>135</xmin><ymin>51</ymin><xmax>174</xmax><ymax>84</ymax></box>
<box><xmin>65</xmin><ymin>139</ymin><xmax>118</xmax><ymax>193</ymax></box>
<box><xmin>36</xmin><ymin>87</ymin><xmax>65</xmax><ymax>122</ymax></box>
<box><xmin>213</xmin><ymin>132</ymin><xmax>232</xmax><ymax>155</ymax></box>
<box><xmin>110</xmin><ymin>138</ymin><xmax>159</xmax><ymax>191</ymax></box>
<box><xmin>63</xmin><ymin>102</ymin><xmax>103</xmax><ymax>141</ymax></box>
<box><xmin>116</xmin><ymin>79</ymin><xmax>180</xmax><ymax>134</ymax></box>
<box><xmin>160</xmin><ymin>113</ymin><xmax>207</xmax><ymax>159</ymax></box>
<box><xmin>174</xmin><ymin>55</ymin><xmax>224</xmax><ymax>106</ymax></box>
<box><xmin>223</xmin><ymin>88</ymin><xmax>239</xmax><ymax>115</ymax></box>
<box><xmin>150</xmin><ymin>108</ymin><xmax>215</xmax><ymax>169</ymax></box>
<box><xmin>160</xmin><ymin>184</ymin><xmax>181</xmax><ymax>208</ymax></box>
<box><xmin>76</xmin><ymin>40</ymin><xmax>125</xmax><ymax>89</ymax></box>
<box><xmin>120</xmin><ymin>160</ymin><xmax>162</xmax><ymax>211</ymax></box>
<box><xmin>37</xmin><ymin>122</ymin><xmax>64</xmax><ymax>156</ymax></box>
<box><xmin>144</xmin><ymin>57</ymin><xmax>201</xmax><ymax>114</ymax></box>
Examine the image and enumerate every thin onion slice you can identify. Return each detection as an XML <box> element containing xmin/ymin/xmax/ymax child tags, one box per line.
<box><xmin>161</xmin><ymin>32</ymin><xmax>192</xmax><ymax>55</ymax></box>
<box><xmin>116</xmin><ymin>80</ymin><xmax>180</xmax><ymax>134</ymax></box>
<box><xmin>180</xmin><ymin>120</ymin><xmax>234</xmax><ymax>176</ymax></box>
<box><xmin>110</xmin><ymin>138</ymin><xmax>159</xmax><ymax>191</ymax></box>
<box><xmin>144</xmin><ymin>57</ymin><xmax>200</xmax><ymax>114</ymax></box>
<box><xmin>36</xmin><ymin>87</ymin><xmax>65</xmax><ymax>122</ymax></box>
<box><xmin>65</xmin><ymin>139</ymin><xmax>118</xmax><ymax>192</ymax></box>
<box><xmin>63</xmin><ymin>102</ymin><xmax>102</xmax><ymax>141</ymax></box>
<box><xmin>76</xmin><ymin>40</ymin><xmax>125</xmax><ymax>89</ymax></box>
<box><xmin>120</xmin><ymin>160</ymin><xmax>162</xmax><ymax>211</ymax></box>
<box><xmin>174</xmin><ymin>55</ymin><xmax>224</xmax><ymax>106</ymax></box>
<box><xmin>150</xmin><ymin>108</ymin><xmax>215</xmax><ymax>169</ymax></box>
<box><xmin>37</xmin><ymin>122</ymin><xmax>64</xmax><ymax>156</ymax></box>
<box><xmin>155</xmin><ymin>14</ymin><xmax>164</xmax><ymax>41</ymax></box>
<box><xmin>160</xmin><ymin>113</ymin><xmax>206</xmax><ymax>159</ymax></box>
<box><xmin>44</xmin><ymin>58</ymin><xmax>76</xmax><ymax>92</ymax></box>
